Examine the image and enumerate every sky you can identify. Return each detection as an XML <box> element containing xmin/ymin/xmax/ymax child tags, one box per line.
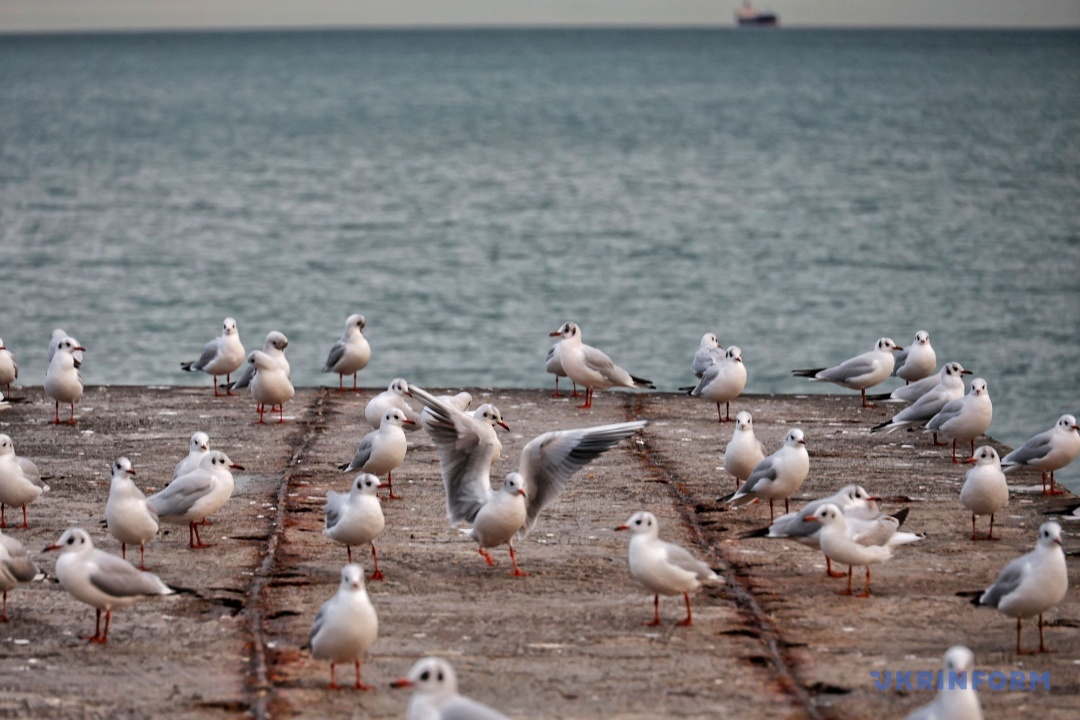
<box><xmin>1</xmin><ymin>0</ymin><xmax>1078</xmax><ymax>32</ymax></box>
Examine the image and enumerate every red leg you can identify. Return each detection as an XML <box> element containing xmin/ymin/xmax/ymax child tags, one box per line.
<box><xmin>369</xmin><ymin>543</ymin><xmax>384</xmax><ymax>581</ymax></box>
<box><xmin>121</xmin><ymin>542</ymin><xmax>127</xmax><ymax>559</ymax></box>
<box><xmin>1</xmin><ymin>591</ymin><xmax>9</xmax><ymax>622</ymax></box>
<box><xmin>277</xmin><ymin>403</ymin><xmax>285</xmax><ymax>424</ymax></box>
<box><xmin>352</xmin><ymin>372</ymin><xmax>359</xmax><ymax>392</ymax></box>
<box><xmin>328</xmin><ymin>662</ymin><xmax>339</xmax><ymax>690</ymax></box>
<box><xmin>508</xmin><ymin>544</ymin><xmax>528</xmax><ymax>577</ymax></box>
<box><xmin>784</xmin><ymin>498</ymin><xmax>790</xmax><ymax>514</ymax></box>
<box><xmin>1037</xmin><ymin>613</ymin><xmax>1054</xmax><ymax>653</ymax></box>
<box><xmin>551</xmin><ymin>376</ymin><xmax>563</xmax><ymax>398</ymax></box>
<box><xmin>67</xmin><ymin>401</ymin><xmax>77</xmax><ymax>424</ymax></box>
<box><xmin>256</xmin><ymin>403</ymin><xmax>265</xmax><ymax>424</ymax></box>
<box><xmin>951</xmin><ymin>439</ymin><xmax>959</xmax><ymax>464</ymax></box>
<box><xmin>18</xmin><ymin>505</ymin><xmax>28</xmax><ymax>529</ymax></box>
<box><xmin>932</xmin><ymin>432</ymin><xmax>947</xmax><ymax>447</ymax></box>
<box><xmin>353</xmin><ymin>659</ymin><xmax>372</xmax><ymax>690</ymax></box>
<box><xmin>987</xmin><ymin>514</ymin><xmax>997</xmax><ymax>541</ymax></box>
<box><xmin>1046</xmin><ymin>470</ymin><xmax>1064</xmax><ymax>496</ymax></box>
<box><xmin>52</xmin><ymin>400</ymin><xmax>61</xmax><ymax>424</ymax></box>
<box><xmin>571</xmin><ymin>381</ymin><xmax>581</xmax><ymax>398</ymax></box>
<box><xmin>346</xmin><ymin>545</ymin><xmax>353</xmax><ymax>564</ymax></box>
<box><xmin>478</xmin><ymin>546</ymin><xmax>496</xmax><ymax>566</ymax></box>
<box><xmin>856</xmin><ymin>566</ymin><xmax>872</xmax><ymax>598</ymax></box>
<box><xmin>0</xmin><ymin>503</ymin><xmax>5</xmax><ymax>529</ymax></box>
<box><xmin>716</xmin><ymin>403</ymin><xmax>723</xmax><ymax>423</ymax></box>
<box><xmin>385</xmin><ymin>471</ymin><xmax>401</xmax><ymax>500</ymax></box>
<box><xmin>138</xmin><ymin>543</ymin><xmax>147</xmax><ymax>571</ymax></box>
<box><xmin>213</xmin><ymin>375</ymin><xmax>222</xmax><ymax>397</ymax></box>
<box><xmin>825</xmin><ymin>556</ymin><xmax>846</xmax><ymax>578</ymax></box>
<box><xmin>768</xmin><ymin>499</ymin><xmax>775</xmax><ymax>523</ymax></box>
<box><xmin>837</xmin><ymin>565</ymin><xmax>854</xmax><ymax>596</ymax></box>
<box><xmin>725</xmin><ymin>402</ymin><xmax>733</xmax><ymax>422</ymax></box>
<box><xmin>644</xmin><ymin>595</ymin><xmax>661</xmax><ymax>626</ymax></box>
<box><xmin>861</xmin><ymin>389</ymin><xmax>876</xmax><ymax>408</ymax></box>
<box><xmin>677</xmin><ymin>592</ymin><xmax>693</xmax><ymax>626</ymax></box>
<box><xmin>577</xmin><ymin>387</ymin><xmax>593</xmax><ymax>409</ymax></box>
<box><xmin>189</xmin><ymin>521</ymin><xmax>211</xmax><ymax>549</ymax></box>
<box><xmin>225</xmin><ymin>373</ymin><xmax>235</xmax><ymax>395</ymax></box>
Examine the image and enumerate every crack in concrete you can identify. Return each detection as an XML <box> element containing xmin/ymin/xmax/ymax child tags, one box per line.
<box><xmin>244</xmin><ymin>389</ymin><xmax>329</xmax><ymax>719</ymax></box>
<box><xmin>624</xmin><ymin>395</ymin><xmax>826</xmax><ymax>720</ymax></box>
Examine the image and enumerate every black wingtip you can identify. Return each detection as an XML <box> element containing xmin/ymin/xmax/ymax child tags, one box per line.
<box><xmin>791</xmin><ymin>368</ymin><xmax>823</xmax><ymax>378</ymax></box>
<box><xmin>630</xmin><ymin>375</ymin><xmax>655</xmax><ymax>389</ymax></box>
<box><xmin>717</xmin><ymin>492</ymin><xmax>736</xmax><ymax>504</ymax></box>
<box><xmin>865</xmin><ymin>392</ymin><xmax>890</xmax><ymax>402</ymax></box>
<box><xmin>955</xmin><ymin>590</ymin><xmax>983</xmax><ymax>606</ymax></box>
<box><xmin>890</xmin><ymin>507</ymin><xmax>910</xmax><ymax>526</ymax></box>
<box><xmin>869</xmin><ymin>421</ymin><xmax>889</xmax><ymax>433</ymax></box>
<box><xmin>1044</xmin><ymin>503</ymin><xmax>1080</xmax><ymax>516</ymax></box>
<box><xmin>337</xmin><ymin>462</ymin><xmax>350</xmax><ymax>472</ymax></box>
<box><xmin>739</xmin><ymin>527</ymin><xmax>770</xmax><ymax>539</ymax></box>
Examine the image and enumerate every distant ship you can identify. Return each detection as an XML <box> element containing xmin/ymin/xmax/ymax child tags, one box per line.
<box><xmin>735</xmin><ymin>2</ymin><xmax>779</xmax><ymax>27</ymax></box>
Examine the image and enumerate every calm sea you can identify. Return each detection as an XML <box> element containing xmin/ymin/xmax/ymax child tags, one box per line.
<box><xmin>1</xmin><ymin>29</ymin><xmax>1078</xmax><ymax>473</ymax></box>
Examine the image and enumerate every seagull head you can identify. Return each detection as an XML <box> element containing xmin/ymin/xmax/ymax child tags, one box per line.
<box><xmin>615</xmin><ymin>510</ymin><xmax>659</xmax><ymax>537</ymax></box>
<box><xmin>500</xmin><ymin>472</ymin><xmax>526</xmax><ymax>497</ymax></box>
<box><xmin>391</xmin><ymin>656</ymin><xmax>458</xmax><ymax>695</ymax></box>
<box><xmin>340</xmin><ymin>563</ymin><xmax>366</xmax><ymax>592</ymax></box>
<box><xmin>111</xmin><ymin>456</ymin><xmax>136</xmax><ymax>478</ymax></box>
<box><xmin>222</xmin><ymin>317</ymin><xmax>238</xmax><ymax>336</ymax></box>
<box><xmin>735</xmin><ymin>411</ymin><xmax>753</xmax><ymax>431</ymax></box>
<box><xmin>475</xmin><ymin>404</ymin><xmax>510</xmax><ymax>431</ymax></box>
<box><xmin>352</xmin><ymin>473</ymin><xmax>382</xmax><ymax>495</ymax></box>
<box><xmin>190</xmin><ymin>431</ymin><xmax>210</xmax><ymax>453</ymax></box>
<box><xmin>965</xmin><ymin>445</ymin><xmax>999</xmax><ymax>466</ymax></box>
<box><xmin>44</xmin><ymin>527</ymin><xmax>94</xmax><ymax>555</ymax></box>
<box><xmin>877</xmin><ymin>337</ymin><xmax>901</xmax><ymax>352</ymax></box>
<box><xmin>1038</xmin><ymin>521</ymin><xmax>1063</xmax><ymax>549</ymax></box>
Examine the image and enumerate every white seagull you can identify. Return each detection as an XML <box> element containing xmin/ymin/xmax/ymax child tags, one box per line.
<box><xmin>391</xmin><ymin>657</ymin><xmax>510</xmax><ymax>720</ymax></box>
<box><xmin>308</xmin><ymin>563</ymin><xmax>379</xmax><ymax>690</ymax></box>
<box><xmin>173</xmin><ymin>431</ymin><xmax>210</xmax><ymax>480</ymax></box>
<box><xmin>44</xmin><ymin>336</ymin><xmax>85</xmax><ymax>424</ymax></box>
<box><xmin>722</xmin><ymin>411</ymin><xmax>766</xmax><ymax>489</ymax></box>
<box><xmin>104</xmin><ymin>457</ymin><xmax>159</xmax><ymax>570</ymax></box>
<box><xmin>924</xmin><ymin>378</ymin><xmax>993</xmax><ymax>463</ymax></box>
<box><xmin>870</xmin><ymin>362</ymin><xmax>971</xmax><ymax>436</ymax></box>
<box><xmin>683</xmin><ymin>346</ymin><xmax>747</xmax><ymax>423</ymax></box>
<box><xmin>719</xmin><ymin>428</ymin><xmax>810</xmax><ymax>522</ymax></box>
<box><xmin>0</xmin><ymin>434</ymin><xmax>49</xmax><ymax>529</ymax></box>
<box><xmin>903</xmin><ymin>645</ymin><xmax>984</xmax><ymax>720</ymax></box>
<box><xmin>691</xmin><ymin>332</ymin><xmax>724</xmax><ymax>378</ymax></box>
<box><xmin>960</xmin><ymin>446</ymin><xmax>1008</xmax><ymax>541</ymax></box>
<box><xmin>0</xmin><ymin>337</ymin><xmax>16</xmax><ymax>396</ymax></box>
<box><xmin>229</xmin><ymin>330</ymin><xmax>290</xmax><ymax>392</ymax></box>
<box><xmin>616</xmin><ymin>510</ymin><xmax>723</xmax><ymax>626</ymax></box>
<box><xmin>545</xmin><ymin>335</ymin><xmax>580</xmax><ymax>398</ymax></box>
<box><xmin>324</xmin><ymin>474</ymin><xmax>386</xmax><ymax>579</ymax></box>
<box><xmin>364</xmin><ymin>378</ymin><xmax>421</xmax><ymax>430</ymax></box>
<box><xmin>410</xmin><ymin>384</ymin><xmax>646</xmax><ymax>576</ymax></box>
<box><xmin>966</xmin><ymin>521</ymin><xmax>1068</xmax><ymax>654</ymax></box>
<box><xmin>1001</xmin><ymin>414</ymin><xmax>1080</xmax><ymax>496</ymax></box>
<box><xmin>548</xmin><ymin>321</ymin><xmax>654</xmax><ymax>410</ymax></box>
<box><xmin>892</xmin><ymin>330</ymin><xmax>936</xmax><ymax>383</ymax></box>
<box><xmin>47</xmin><ymin>328</ymin><xmax>84</xmax><ymax>367</ymax></box>
<box><xmin>180</xmin><ymin>317</ymin><xmax>246</xmax><ymax>396</ymax></box>
<box><xmin>0</xmin><ymin>528</ymin><xmax>41</xmax><ymax>622</ymax></box>
<box><xmin>147</xmin><ymin>451</ymin><xmax>244</xmax><ymax>549</ymax></box>
<box><xmin>44</xmin><ymin>528</ymin><xmax>173</xmax><ymax>644</ymax></box>
<box><xmin>803</xmin><ymin>503</ymin><xmax>899</xmax><ymax>597</ymax></box>
<box><xmin>322</xmin><ymin>313</ymin><xmax>371</xmax><ymax>392</ymax></box>
<box><xmin>246</xmin><ymin>349</ymin><xmax>295</xmax><ymax>424</ymax></box>
<box><xmin>339</xmin><ymin>408</ymin><xmax>414</xmax><ymax>499</ymax></box>
<box><xmin>792</xmin><ymin>337</ymin><xmax>902</xmax><ymax>407</ymax></box>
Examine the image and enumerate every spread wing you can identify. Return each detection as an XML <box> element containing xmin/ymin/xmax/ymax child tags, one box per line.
<box><xmin>89</xmin><ymin>553</ymin><xmax>171</xmax><ymax>598</ymax></box>
<box><xmin>410</xmin><ymin>385</ymin><xmax>496</xmax><ymax>524</ymax></box>
<box><xmin>147</xmin><ymin>472</ymin><xmax>214</xmax><ymax>518</ymax></box>
<box><xmin>517</xmin><ymin>420</ymin><xmax>646</xmax><ymax>536</ymax></box>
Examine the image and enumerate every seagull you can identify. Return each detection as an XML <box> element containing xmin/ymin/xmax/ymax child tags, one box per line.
<box><xmin>47</xmin><ymin>328</ymin><xmax>84</xmax><ymax>367</ymax></box>
<box><xmin>0</xmin><ymin>434</ymin><xmax>48</xmax><ymax>529</ymax></box>
<box><xmin>44</xmin><ymin>336</ymin><xmax>85</xmax><ymax>424</ymax></box>
<box><xmin>870</xmin><ymin>362</ymin><xmax>971</xmax><ymax>437</ymax></box>
<box><xmin>616</xmin><ymin>510</ymin><xmax>723</xmax><ymax>626</ymax></box>
<box><xmin>0</xmin><ymin>337</ymin><xmax>16</xmax><ymax>396</ymax></box>
<box><xmin>719</xmin><ymin>429</ymin><xmax>809</xmax><ymax>521</ymax></box>
<box><xmin>722</xmin><ymin>411</ymin><xmax>766</xmax><ymax>489</ymax></box>
<box><xmin>868</xmin><ymin>361</ymin><xmax>969</xmax><ymax>406</ymax></box>
<box><xmin>691</xmin><ymin>332</ymin><xmax>725</xmax><ymax>379</ymax></box>
<box><xmin>322</xmin><ymin>313</ymin><xmax>371</xmax><ymax>392</ymax></box>
<box><xmin>545</xmin><ymin>336</ymin><xmax>581</xmax><ymax>399</ymax></box>
<box><xmin>44</xmin><ymin>528</ymin><xmax>174</xmax><ymax>644</ymax></box>
<box><xmin>964</xmin><ymin>521</ymin><xmax>1068</xmax><ymax>654</ymax></box>
<box><xmin>682</xmin><ymin>346</ymin><xmax>747</xmax><ymax>422</ymax></box>
<box><xmin>391</xmin><ymin>657</ymin><xmax>510</xmax><ymax>720</ymax></box>
<box><xmin>409</xmin><ymin>384</ymin><xmax>646</xmax><ymax>575</ymax></box>
<box><xmin>339</xmin><ymin>408</ymin><xmax>413</xmax><ymax>500</ymax></box>
<box><xmin>924</xmin><ymin>378</ymin><xmax>993</xmax><ymax>463</ymax></box>
<box><xmin>228</xmin><ymin>330</ymin><xmax>290</xmax><ymax>392</ymax></box>
<box><xmin>0</xmin><ymin>528</ymin><xmax>41</xmax><ymax>622</ymax></box>
<box><xmin>147</xmin><ymin>451</ymin><xmax>244</xmax><ymax>549</ymax></box>
<box><xmin>324</xmin><ymin>474</ymin><xmax>386</xmax><ymax>580</ymax></box>
<box><xmin>803</xmin><ymin>503</ymin><xmax>897</xmax><ymax>597</ymax></box>
<box><xmin>364</xmin><ymin>378</ymin><xmax>421</xmax><ymax>430</ymax></box>
<box><xmin>1001</xmin><ymin>414</ymin><xmax>1080</xmax><ymax>496</ymax></box>
<box><xmin>418</xmin><ymin>391</ymin><xmax>472</xmax><ymax>433</ymax></box>
<box><xmin>548</xmin><ymin>321</ymin><xmax>654</xmax><ymax>410</ymax></box>
<box><xmin>960</xmin><ymin>446</ymin><xmax>1008</xmax><ymax>541</ymax></box>
<box><xmin>892</xmin><ymin>330</ymin><xmax>936</xmax><ymax>383</ymax></box>
<box><xmin>246</xmin><ymin>350</ymin><xmax>295</xmax><ymax>424</ymax></box>
<box><xmin>308</xmin><ymin>564</ymin><xmax>379</xmax><ymax>690</ymax></box>
<box><xmin>180</xmin><ymin>317</ymin><xmax>246</xmax><ymax>396</ymax></box>
<box><xmin>792</xmin><ymin>337</ymin><xmax>902</xmax><ymax>407</ymax></box>
<box><xmin>104</xmin><ymin>457</ymin><xmax>159</xmax><ymax>570</ymax></box>
<box><xmin>173</xmin><ymin>431</ymin><xmax>210</xmax><ymax>481</ymax></box>
<box><xmin>903</xmin><ymin>646</ymin><xmax>983</xmax><ymax>720</ymax></box>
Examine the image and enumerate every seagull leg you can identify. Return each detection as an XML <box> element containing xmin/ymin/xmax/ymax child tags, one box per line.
<box><xmin>986</xmin><ymin>514</ymin><xmax>998</xmax><ymax>541</ymax></box>
<box><xmin>676</xmin><ymin>592</ymin><xmax>693</xmax><ymax>626</ymax></box>
<box><xmin>346</xmin><ymin>545</ymin><xmax>353</xmax><ymax>563</ymax></box>
<box><xmin>644</xmin><ymin>595</ymin><xmax>662</xmax><ymax>626</ymax></box>
<box><xmin>51</xmin><ymin>400</ymin><xmax>61</xmax><ymax>424</ymax></box>
<box><xmin>932</xmin><ymin>432</ymin><xmax>947</xmax><ymax>447</ymax></box>
<box><xmin>577</xmin><ymin>387</ymin><xmax>593</xmax><ymax>410</ymax></box>
<box><xmin>352</xmin><ymin>372</ymin><xmax>359</xmax><ymax>392</ymax></box>
<box><xmin>725</xmin><ymin>402</ymin><xmax>733</xmax><ymax>422</ymax></box>
<box><xmin>551</xmin><ymin>376</ymin><xmax>563</xmax><ymax>398</ymax></box>
<box><xmin>225</xmin><ymin>373</ymin><xmax>235</xmax><ymax>396</ymax></box>
<box><xmin>213</xmin><ymin>375</ymin><xmax>222</xmax><ymax>397</ymax></box>
<box><xmin>716</xmin><ymin>403</ymin><xmax>723</xmax><ymax>423</ymax></box>
<box><xmin>856</xmin><ymin>566</ymin><xmax>872</xmax><ymax>598</ymax></box>
<box><xmin>256</xmin><ymin>403</ymin><xmax>265</xmax><ymax>424</ymax></box>
<box><xmin>825</xmin><ymin>556</ymin><xmax>846</xmax><ymax>578</ymax></box>
<box><xmin>385</xmin><ymin>471</ymin><xmax>402</xmax><ymax>500</ymax></box>
<box><xmin>189</xmin><ymin>521</ymin><xmax>211</xmax><ymax>549</ymax></box>
<box><xmin>353</xmin><ymin>659</ymin><xmax>372</xmax><ymax>690</ymax></box>
<box><xmin>121</xmin><ymin>542</ymin><xmax>127</xmax><ymax>559</ymax></box>
<box><xmin>951</xmin><ymin>440</ymin><xmax>959</xmax><ymax>464</ymax></box>
<box><xmin>860</xmin><ymin>389</ymin><xmax>876</xmax><ymax>408</ymax></box>
<box><xmin>768</xmin><ymin>499</ymin><xmax>775</xmax><ymax>523</ymax></box>
<box><xmin>1037</xmin><ymin>613</ymin><xmax>1054</xmax><ymax>653</ymax></box>
<box><xmin>0</xmin><ymin>504</ymin><xmax>5</xmax><ymax>528</ymax></box>
<box><xmin>1015</xmin><ymin>618</ymin><xmax>1034</xmax><ymax>655</ymax></box>
<box><xmin>1</xmin><ymin>591</ymin><xmax>9</xmax><ymax>622</ymax></box>
<box><xmin>369</xmin><ymin>543</ymin><xmax>384</xmax><ymax>581</ymax></box>
<box><xmin>138</xmin><ymin>542</ymin><xmax>147</xmax><ymax>571</ymax></box>
<box><xmin>277</xmin><ymin>403</ymin><xmax>286</xmax><ymax>424</ymax></box>
<box><xmin>328</xmin><ymin>662</ymin><xmax>339</xmax><ymax>690</ymax></box>
<box><xmin>85</xmin><ymin>608</ymin><xmax>108</xmax><ymax>643</ymax></box>
<box><xmin>18</xmin><ymin>504</ymin><xmax>28</xmax><ymax>529</ymax></box>
<box><xmin>571</xmin><ymin>381</ymin><xmax>581</xmax><ymax>398</ymax></box>
<box><xmin>67</xmin><ymin>401</ymin><xmax>76</xmax><ymax>424</ymax></box>
<box><xmin>1046</xmin><ymin>470</ymin><xmax>1064</xmax><ymax>496</ymax></box>
<box><xmin>507</xmin><ymin>543</ymin><xmax>528</xmax><ymax>577</ymax></box>
<box><xmin>478</xmin><ymin>547</ymin><xmax>496</xmax><ymax>566</ymax></box>
<box><xmin>784</xmin><ymin>498</ymin><xmax>790</xmax><ymax>514</ymax></box>
<box><xmin>836</xmin><ymin>566</ymin><xmax>854</xmax><ymax>596</ymax></box>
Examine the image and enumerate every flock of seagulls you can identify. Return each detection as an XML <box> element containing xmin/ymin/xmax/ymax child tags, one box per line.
<box><xmin>0</xmin><ymin>317</ymin><xmax>1075</xmax><ymax>718</ymax></box>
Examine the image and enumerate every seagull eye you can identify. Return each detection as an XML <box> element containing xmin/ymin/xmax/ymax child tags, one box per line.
<box><xmin>419</xmin><ymin>671</ymin><xmax>430</xmax><ymax>682</ymax></box>
<box><xmin>437</xmin><ymin>671</ymin><xmax>444</xmax><ymax>681</ymax></box>
<box><xmin>67</xmin><ymin>536</ymin><xmax>75</xmax><ymax>544</ymax></box>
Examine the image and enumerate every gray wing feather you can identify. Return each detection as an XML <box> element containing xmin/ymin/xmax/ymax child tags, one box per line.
<box><xmin>323</xmin><ymin>491</ymin><xmax>345</xmax><ymax>530</ymax></box>
<box><xmin>518</xmin><ymin>420</ymin><xmax>646</xmax><ymax>535</ymax></box>
<box><xmin>230</xmin><ymin>361</ymin><xmax>256</xmax><ymax>390</ymax></box>
<box><xmin>890</xmin><ymin>346</ymin><xmax>912</xmax><ymax>376</ymax></box>
<box><xmin>147</xmin><ymin>473</ymin><xmax>214</xmax><ymax>518</ymax></box>
<box><xmin>0</xmin><ymin>535</ymin><xmax>39</xmax><ymax>582</ymax></box>
<box><xmin>979</xmin><ymin>555</ymin><xmax>1028</xmax><ymax>608</ymax></box>
<box><xmin>816</xmin><ymin>355</ymin><xmax>876</xmax><ymax>383</ymax></box>
<box><xmin>89</xmin><ymin>555</ymin><xmax>170</xmax><ymax>598</ymax></box>
<box><xmin>409</xmin><ymin>385</ymin><xmax>495</xmax><ymax>523</ymax></box>
<box><xmin>662</xmin><ymin>541</ymin><xmax>714</xmax><ymax>578</ymax></box>
<box><xmin>1002</xmin><ymin>432</ymin><xmax>1053</xmax><ymax>467</ymax></box>
<box><xmin>190</xmin><ymin>339</ymin><xmax>220</xmax><ymax>372</ymax></box>
<box><xmin>738</xmin><ymin>456</ymin><xmax>779</xmax><ymax>497</ymax></box>
<box><xmin>308</xmin><ymin>602</ymin><xmax>328</xmax><ymax>647</ymax></box>
<box><xmin>344</xmin><ymin>435</ymin><xmax>376</xmax><ymax>473</ymax></box>
<box><xmin>851</xmin><ymin>516</ymin><xmax>899</xmax><ymax>546</ymax></box>
<box><xmin>322</xmin><ymin>340</ymin><xmax>346</xmax><ymax>373</ymax></box>
<box><xmin>925</xmin><ymin>397</ymin><xmax>963</xmax><ymax>432</ymax></box>
<box><xmin>16</xmin><ymin>457</ymin><xmax>48</xmax><ymax>491</ymax></box>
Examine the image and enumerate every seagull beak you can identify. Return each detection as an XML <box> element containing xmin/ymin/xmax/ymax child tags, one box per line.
<box><xmin>498</xmin><ymin>421</ymin><xmax>510</xmax><ymax>431</ymax></box>
<box><xmin>75</xmin><ymin>346</ymin><xmax>87</xmax><ymax>352</ymax></box>
<box><xmin>390</xmin><ymin>678</ymin><xmax>413</xmax><ymax>689</ymax></box>
<box><xmin>798</xmin><ymin>439</ymin><xmax>806</xmax><ymax>445</ymax></box>
<box><xmin>517</xmin><ymin>488</ymin><xmax>526</xmax><ymax>496</ymax></box>
<box><xmin>736</xmin><ymin>357</ymin><xmax>743</xmax><ymax>363</ymax></box>
<box><xmin>802</xmin><ymin>517</ymin><xmax>819</xmax><ymax>523</ymax></box>
<box><xmin>614</xmin><ymin>524</ymin><xmax>630</xmax><ymax>531</ymax></box>
<box><xmin>963</xmin><ymin>457</ymin><xmax>977</xmax><ymax>464</ymax></box>
<box><xmin>548</xmin><ymin>330</ymin><xmax>561</xmax><ymax>337</ymax></box>
<box><xmin>127</xmin><ymin>468</ymin><xmax>136</xmax><ymax>475</ymax></box>
<box><xmin>200</xmin><ymin>444</ymin><xmax>208</xmax><ymax>451</ymax></box>
<box><xmin>230</xmin><ymin>463</ymin><xmax>245</xmax><ymax>471</ymax></box>
<box><xmin>403</xmin><ymin>419</ymin><xmax>416</xmax><ymax>426</ymax></box>
<box><xmin>351</xmin><ymin>581</ymin><xmax>361</xmax><ymax>589</ymax></box>
<box><xmin>868</xmin><ymin>496</ymin><xmax>882</xmax><ymax>502</ymax></box>
<box><xmin>43</xmin><ymin>543</ymin><xmax>61</xmax><ymax>552</ymax></box>
<box><xmin>961</xmin><ymin>369</ymin><xmax>972</xmax><ymax>375</ymax></box>
<box><xmin>1053</xmin><ymin>537</ymin><xmax>1063</xmax><ymax>546</ymax></box>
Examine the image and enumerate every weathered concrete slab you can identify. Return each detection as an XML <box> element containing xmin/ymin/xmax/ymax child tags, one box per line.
<box><xmin>0</xmin><ymin>386</ymin><xmax>1075</xmax><ymax>719</ymax></box>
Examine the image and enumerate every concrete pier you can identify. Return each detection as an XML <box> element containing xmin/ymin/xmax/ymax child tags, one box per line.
<box><xmin>0</xmin><ymin>386</ymin><xmax>1075</xmax><ymax>718</ymax></box>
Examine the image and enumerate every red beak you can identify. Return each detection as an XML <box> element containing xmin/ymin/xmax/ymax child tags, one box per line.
<box><xmin>43</xmin><ymin>543</ymin><xmax>61</xmax><ymax>552</ymax></box>
<box><xmin>74</xmin><ymin>346</ymin><xmax>87</xmax><ymax>352</ymax></box>
<box><xmin>803</xmin><ymin>516</ymin><xmax>819</xmax><ymax>523</ymax></box>
<box><xmin>963</xmin><ymin>457</ymin><xmax>977</xmax><ymax>464</ymax></box>
<box><xmin>614</xmin><ymin>524</ymin><xmax>629</xmax><ymax>531</ymax></box>
<box><xmin>548</xmin><ymin>330</ymin><xmax>561</xmax><ymax>337</ymax></box>
<box><xmin>230</xmin><ymin>463</ymin><xmax>245</xmax><ymax>471</ymax></box>
<box><xmin>390</xmin><ymin>678</ymin><xmax>413</xmax><ymax>689</ymax></box>
<box><xmin>498</xmin><ymin>422</ymin><xmax>510</xmax><ymax>431</ymax></box>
